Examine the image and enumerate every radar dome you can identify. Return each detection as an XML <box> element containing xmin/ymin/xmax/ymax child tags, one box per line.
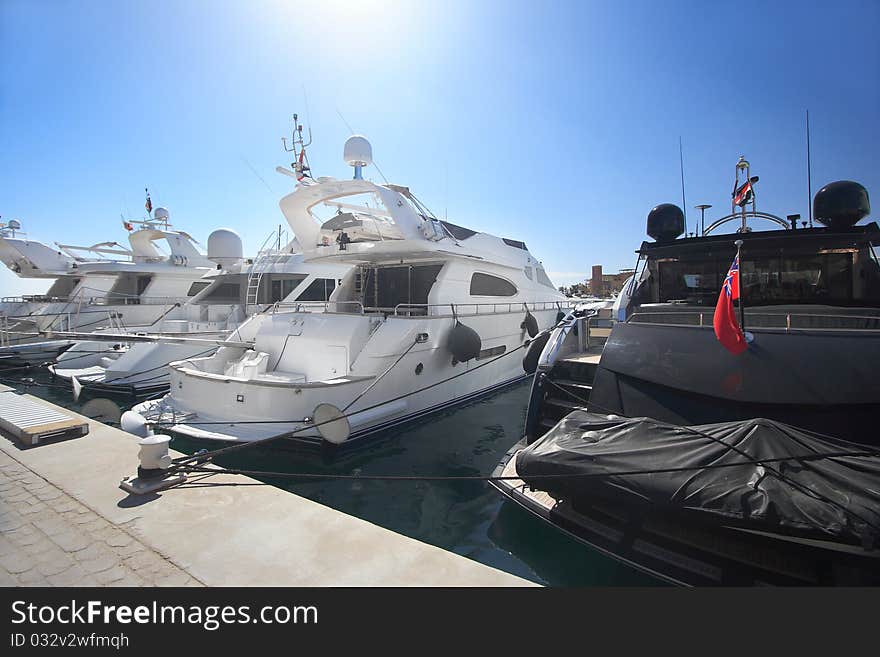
<box><xmin>7</xmin><ymin>219</ymin><xmax>21</xmax><ymax>230</ymax></box>
<box><xmin>647</xmin><ymin>203</ymin><xmax>685</xmax><ymax>242</ymax></box>
<box><xmin>343</xmin><ymin>135</ymin><xmax>373</xmax><ymax>168</ymax></box>
<box><xmin>207</xmin><ymin>228</ymin><xmax>243</xmax><ymax>267</ymax></box>
<box><xmin>153</xmin><ymin>207</ymin><xmax>170</xmax><ymax>221</ymax></box>
<box><xmin>813</xmin><ymin>181</ymin><xmax>870</xmax><ymax>230</ymax></box>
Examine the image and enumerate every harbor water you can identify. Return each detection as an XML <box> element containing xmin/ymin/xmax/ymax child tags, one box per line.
<box><xmin>2</xmin><ymin>367</ymin><xmax>658</xmax><ymax>586</ymax></box>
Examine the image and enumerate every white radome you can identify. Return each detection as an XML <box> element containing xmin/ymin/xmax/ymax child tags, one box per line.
<box><xmin>207</xmin><ymin>228</ymin><xmax>243</xmax><ymax>267</ymax></box>
<box><xmin>153</xmin><ymin>206</ymin><xmax>170</xmax><ymax>221</ymax></box>
<box><xmin>343</xmin><ymin>135</ymin><xmax>373</xmax><ymax>168</ymax></box>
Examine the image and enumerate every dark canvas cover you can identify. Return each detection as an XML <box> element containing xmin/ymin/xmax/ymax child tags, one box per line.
<box><xmin>516</xmin><ymin>412</ymin><xmax>880</xmax><ymax>546</ymax></box>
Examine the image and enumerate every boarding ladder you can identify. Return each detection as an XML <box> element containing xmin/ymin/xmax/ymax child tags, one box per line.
<box><xmin>245</xmin><ymin>227</ymin><xmax>289</xmax><ymax>314</ymax></box>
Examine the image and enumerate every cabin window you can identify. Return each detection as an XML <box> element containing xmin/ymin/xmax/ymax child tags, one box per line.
<box><xmin>295</xmin><ymin>278</ymin><xmax>337</xmax><ymax>302</ymax></box>
<box><xmin>45</xmin><ymin>276</ymin><xmax>81</xmax><ymax>300</ymax></box>
<box><xmin>657</xmin><ymin>260</ymin><xmax>721</xmax><ymax>305</ymax></box>
<box><xmin>266</xmin><ymin>275</ymin><xmax>308</xmax><ymax>303</ymax></box>
<box><xmin>523</xmin><ymin>267</ymin><xmax>533</xmax><ymax>280</ymax></box>
<box><xmin>657</xmin><ymin>252</ymin><xmax>857</xmax><ymax>306</ymax></box>
<box><xmin>187</xmin><ymin>281</ymin><xmax>210</xmax><ymax>296</ymax></box>
<box><xmin>201</xmin><ymin>281</ymin><xmax>242</xmax><ymax>304</ymax></box>
<box><xmin>108</xmin><ymin>273</ymin><xmax>152</xmax><ymax>304</ymax></box>
<box><xmin>361</xmin><ymin>264</ymin><xmax>443</xmax><ymax>313</ymax></box>
<box><xmin>439</xmin><ymin>221</ymin><xmax>477</xmax><ymax>240</ymax></box>
<box><xmin>742</xmin><ymin>253</ymin><xmax>853</xmax><ymax>304</ymax></box>
<box><xmin>536</xmin><ymin>266</ymin><xmax>555</xmax><ymax>289</ymax></box>
<box><xmin>470</xmin><ymin>273</ymin><xmax>517</xmax><ymax>297</ymax></box>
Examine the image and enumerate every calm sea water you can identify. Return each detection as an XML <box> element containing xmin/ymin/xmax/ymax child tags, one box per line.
<box><xmin>4</xmin><ymin>367</ymin><xmax>658</xmax><ymax>586</ymax></box>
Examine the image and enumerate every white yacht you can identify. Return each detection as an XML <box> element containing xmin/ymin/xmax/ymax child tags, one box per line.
<box><xmin>0</xmin><ymin>209</ymin><xmax>214</xmax><ymax>363</ymax></box>
<box><xmin>49</xmin><ymin>228</ymin><xmax>350</xmax><ymax>393</ymax></box>
<box><xmin>134</xmin><ymin>133</ymin><xmax>569</xmax><ymax>446</ymax></box>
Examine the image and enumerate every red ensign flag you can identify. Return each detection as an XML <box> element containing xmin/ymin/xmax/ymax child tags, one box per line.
<box><xmin>713</xmin><ymin>254</ymin><xmax>747</xmax><ymax>354</ymax></box>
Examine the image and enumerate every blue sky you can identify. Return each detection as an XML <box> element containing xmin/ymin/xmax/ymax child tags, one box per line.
<box><xmin>2</xmin><ymin>0</ymin><xmax>878</xmax><ymax>295</ymax></box>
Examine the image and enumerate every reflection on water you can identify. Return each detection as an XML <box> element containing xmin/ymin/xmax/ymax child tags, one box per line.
<box><xmin>5</xmin><ymin>367</ymin><xmax>658</xmax><ymax>586</ymax></box>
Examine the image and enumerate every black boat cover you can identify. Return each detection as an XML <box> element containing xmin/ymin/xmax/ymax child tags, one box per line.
<box><xmin>516</xmin><ymin>412</ymin><xmax>880</xmax><ymax>546</ymax></box>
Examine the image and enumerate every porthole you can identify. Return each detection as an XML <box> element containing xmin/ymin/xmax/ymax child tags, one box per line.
<box><xmin>415</xmin><ymin>363</ymin><xmax>424</xmax><ymax>375</ymax></box>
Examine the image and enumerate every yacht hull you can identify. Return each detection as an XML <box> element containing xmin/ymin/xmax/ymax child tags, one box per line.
<box><xmin>492</xmin><ymin>439</ymin><xmax>880</xmax><ymax>586</ymax></box>
<box><xmin>589</xmin><ymin>321</ymin><xmax>880</xmax><ymax>444</ymax></box>
<box><xmin>135</xmin><ymin>308</ymin><xmax>561</xmax><ymax>446</ymax></box>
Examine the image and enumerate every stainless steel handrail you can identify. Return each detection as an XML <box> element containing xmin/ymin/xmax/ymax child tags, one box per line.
<box><xmin>265</xmin><ymin>300</ymin><xmax>565</xmax><ymax>318</ymax></box>
<box><xmin>628</xmin><ymin>310</ymin><xmax>880</xmax><ymax>333</ymax></box>
<box><xmin>393</xmin><ymin>301</ymin><xmax>564</xmax><ymax>317</ymax></box>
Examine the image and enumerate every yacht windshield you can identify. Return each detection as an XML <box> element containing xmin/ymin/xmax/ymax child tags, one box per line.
<box><xmin>655</xmin><ymin>250</ymin><xmax>876</xmax><ymax>306</ymax></box>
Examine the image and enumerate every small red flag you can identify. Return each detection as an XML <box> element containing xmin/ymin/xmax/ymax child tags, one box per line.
<box><xmin>145</xmin><ymin>189</ymin><xmax>152</xmax><ymax>214</ymax></box>
<box><xmin>122</xmin><ymin>220</ymin><xmax>134</xmax><ymax>231</ymax></box>
<box><xmin>713</xmin><ymin>254</ymin><xmax>747</xmax><ymax>354</ymax></box>
<box><xmin>733</xmin><ymin>180</ymin><xmax>752</xmax><ymax>207</ymax></box>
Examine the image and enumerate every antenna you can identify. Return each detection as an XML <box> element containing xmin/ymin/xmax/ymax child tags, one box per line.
<box><xmin>694</xmin><ymin>204</ymin><xmax>712</xmax><ymax>237</ymax></box>
<box><xmin>281</xmin><ymin>113</ymin><xmax>313</xmax><ymax>182</ymax></box>
<box><xmin>302</xmin><ymin>86</ymin><xmax>313</xmax><ymax>140</ymax></box>
<box><xmin>335</xmin><ymin>107</ymin><xmax>356</xmax><ymax>136</ymax></box>
<box><xmin>241</xmin><ymin>155</ymin><xmax>275</xmax><ymax>195</ymax></box>
<box><xmin>806</xmin><ymin>109</ymin><xmax>813</xmax><ymax>227</ymax></box>
<box><xmin>679</xmin><ymin>137</ymin><xmax>688</xmax><ymax>226</ymax></box>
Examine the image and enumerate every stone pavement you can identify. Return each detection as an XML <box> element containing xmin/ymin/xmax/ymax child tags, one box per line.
<box><xmin>0</xmin><ymin>450</ymin><xmax>201</xmax><ymax>587</ymax></box>
<box><xmin>0</xmin><ymin>391</ymin><xmax>533</xmax><ymax>587</ymax></box>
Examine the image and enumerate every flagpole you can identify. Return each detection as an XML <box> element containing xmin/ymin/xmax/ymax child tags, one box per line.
<box><xmin>735</xmin><ymin>239</ymin><xmax>745</xmax><ymax>333</ymax></box>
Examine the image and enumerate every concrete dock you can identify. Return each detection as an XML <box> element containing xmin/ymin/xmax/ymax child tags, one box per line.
<box><xmin>0</xmin><ymin>389</ymin><xmax>533</xmax><ymax>587</ymax></box>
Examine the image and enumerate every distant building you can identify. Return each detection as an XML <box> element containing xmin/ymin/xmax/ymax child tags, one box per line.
<box><xmin>585</xmin><ymin>266</ymin><xmax>635</xmax><ymax>297</ymax></box>
<box><xmin>560</xmin><ymin>266</ymin><xmax>635</xmax><ymax>298</ymax></box>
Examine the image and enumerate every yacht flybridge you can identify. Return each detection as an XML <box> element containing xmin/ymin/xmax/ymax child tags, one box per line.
<box><xmin>135</xmin><ymin>130</ymin><xmax>569</xmax><ymax>445</ymax></box>
<box><xmin>0</xmin><ymin>208</ymin><xmax>214</xmax><ymax>363</ymax></box>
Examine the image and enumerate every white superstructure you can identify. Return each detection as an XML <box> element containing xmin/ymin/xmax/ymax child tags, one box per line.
<box><xmin>0</xmin><ymin>211</ymin><xmax>214</xmax><ymax>363</ymax></box>
<box><xmin>135</xmin><ymin>132</ymin><xmax>569</xmax><ymax>446</ymax></box>
<box><xmin>50</xmin><ymin>230</ymin><xmax>350</xmax><ymax>392</ymax></box>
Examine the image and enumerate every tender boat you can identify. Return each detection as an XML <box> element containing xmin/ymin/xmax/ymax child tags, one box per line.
<box><xmin>493</xmin><ymin>160</ymin><xmax>880</xmax><ymax>585</ymax></box>
<box><xmin>134</xmin><ymin>131</ymin><xmax>569</xmax><ymax>446</ymax></box>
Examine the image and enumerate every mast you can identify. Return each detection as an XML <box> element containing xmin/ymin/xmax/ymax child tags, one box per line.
<box><xmin>806</xmin><ymin>109</ymin><xmax>813</xmax><ymax>227</ymax></box>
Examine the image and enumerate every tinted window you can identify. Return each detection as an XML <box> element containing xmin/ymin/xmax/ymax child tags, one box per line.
<box><xmin>742</xmin><ymin>253</ymin><xmax>853</xmax><ymax>304</ymax></box>
<box><xmin>187</xmin><ymin>281</ymin><xmax>210</xmax><ymax>296</ymax></box>
<box><xmin>536</xmin><ymin>266</ymin><xmax>555</xmax><ymax>288</ymax></box>
<box><xmin>266</xmin><ymin>275</ymin><xmax>307</xmax><ymax>303</ymax></box>
<box><xmin>657</xmin><ymin>252</ymin><xmax>856</xmax><ymax>306</ymax></box>
<box><xmin>200</xmin><ymin>277</ymin><xmax>244</xmax><ymax>304</ymax></box>
<box><xmin>296</xmin><ymin>278</ymin><xmax>337</xmax><ymax>302</ymax></box>
<box><xmin>470</xmin><ymin>273</ymin><xmax>517</xmax><ymax>296</ymax></box>
<box><xmin>439</xmin><ymin>221</ymin><xmax>477</xmax><ymax>240</ymax></box>
<box><xmin>362</xmin><ymin>265</ymin><xmax>442</xmax><ymax>311</ymax></box>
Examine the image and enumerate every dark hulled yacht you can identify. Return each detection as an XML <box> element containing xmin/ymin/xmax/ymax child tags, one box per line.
<box><xmin>493</xmin><ymin>164</ymin><xmax>880</xmax><ymax>585</ymax></box>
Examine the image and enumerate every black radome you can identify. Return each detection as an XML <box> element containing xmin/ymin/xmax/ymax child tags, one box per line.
<box><xmin>647</xmin><ymin>203</ymin><xmax>685</xmax><ymax>241</ymax></box>
<box><xmin>814</xmin><ymin>180</ymin><xmax>871</xmax><ymax>229</ymax></box>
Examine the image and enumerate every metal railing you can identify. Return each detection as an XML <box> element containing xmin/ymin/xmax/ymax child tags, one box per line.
<box><xmin>538</xmin><ymin>309</ymin><xmax>603</xmax><ymax>369</ymax></box>
<box><xmin>265</xmin><ymin>300</ymin><xmax>566</xmax><ymax>319</ymax></box>
<box><xmin>1</xmin><ymin>295</ymin><xmax>71</xmax><ymax>304</ymax></box>
<box><xmin>628</xmin><ymin>309</ymin><xmax>880</xmax><ymax>333</ymax></box>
